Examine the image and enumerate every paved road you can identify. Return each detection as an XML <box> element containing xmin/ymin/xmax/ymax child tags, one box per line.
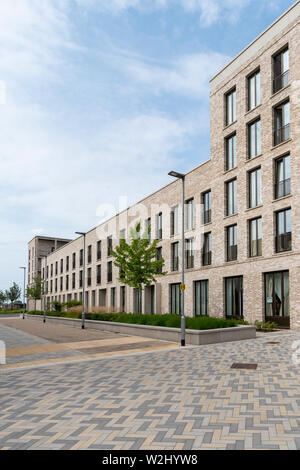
<box><xmin>0</xmin><ymin>321</ymin><xmax>300</xmax><ymax>450</ymax></box>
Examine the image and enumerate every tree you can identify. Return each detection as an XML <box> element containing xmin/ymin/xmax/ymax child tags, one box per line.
<box><xmin>111</xmin><ymin>222</ymin><xmax>166</xmax><ymax>312</ymax></box>
<box><xmin>0</xmin><ymin>290</ymin><xmax>7</xmax><ymax>309</ymax></box>
<box><xmin>27</xmin><ymin>276</ymin><xmax>44</xmax><ymax>311</ymax></box>
<box><xmin>5</xmin><ymin>282</ymin><xmax>22</xmax><ymax>309</ymax></box>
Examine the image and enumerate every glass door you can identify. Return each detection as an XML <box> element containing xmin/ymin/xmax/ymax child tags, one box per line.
<box><xmin>265</xmin><ymin>271</ymin><xmax>289</xmax><ymax>327</ymax></box>
<box><xmin>225</xmin><ymin>276</ymin><xmax>243</xmax><ymax>318</ymax></box>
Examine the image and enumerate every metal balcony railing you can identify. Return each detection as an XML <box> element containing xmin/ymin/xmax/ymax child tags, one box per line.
<box><xmin>203</xmin><ymin>209</ymin><xmax>211</xmax><ymax>224</ymax></box>
<box><xmin>202</xmin><ymin>251</ymin><xmax>212</xmax><ymax>266</ymax></box>
<box><xmin>227</xmin><ymin>245</ymin><xmax>237</xmax><ymax>261</ymax></box>
<box><xmin>274</xmin><ymin>123</ymin><xmax>290</xmax><ymax>146</ymax></box>
<box><xmin>275</xmin><ymin>178</ymin><xmax>291</xmax><ymax>199</ymax></box>
<box><xmin>276</xmin><ymin>232</ymin><xmax>292</xmax><ymax>253</ymax></box>
<box><xmin>273</xmin><ymin>70</ymin><xmax>289</xmax><ymax>94</ymax></box>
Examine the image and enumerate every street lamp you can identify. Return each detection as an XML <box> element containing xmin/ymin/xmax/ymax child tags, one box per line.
<box><xmin>168</xmin><ymin>171</ymin><xmax>186</xmax><ymax>347</ymax></box>
<box><xmin>75</xmin><ymin>231</ymin><xmax>87</xmax><ymax>329</ymax></box>
<box><xmin>19</xmin><ymin>266</ymin><xmax>26</xmax><ymax>320</ymax></box>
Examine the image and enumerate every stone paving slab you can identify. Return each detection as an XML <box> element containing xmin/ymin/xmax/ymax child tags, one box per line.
<box><xmin>0</xmin><ymin>329</ymin><xmax>300</xmax><ymax>449</ymax></box>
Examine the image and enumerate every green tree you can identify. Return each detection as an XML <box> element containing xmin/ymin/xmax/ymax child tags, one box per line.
<box><xmin>27</xmin><ymin>276</ymin><xmax>44</xmax><ymax>310</ymax></box>
<box><xmin>0</xmin><ymin>290</ymin><xmax>7</xmax><ymax>309</ymax></box>
<box><xmin>111</xmin><ymin>222</ymin><xmax>166</xmax><ymax>312</ymax></box>
<box><xmin>5</xmin><ymin>282</ymin><xmax>22</xmax><ymax>309</ymax></box>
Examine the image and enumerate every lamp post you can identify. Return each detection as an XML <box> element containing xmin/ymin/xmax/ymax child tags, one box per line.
<box><xmin>19</xmin><ymin>266</ymin><xmax>26</xmax><ymax>320</ymax></box>
<box><xmin>75</xmin><ymin>231</ymin><xmax>86</xmax><ymax>329</ymax></box>
<box><xmin>168</xmin><ymin>171</ymin><xmax>186</xmax><ymax>347</ymax></box>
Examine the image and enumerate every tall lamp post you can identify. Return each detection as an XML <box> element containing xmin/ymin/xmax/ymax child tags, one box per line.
<box><xmin>19</xmin><ymin>266</ymin><xmax>26</xmax><ymax>320</ymax></box>
<box><xmin>168</xmin><ymin>171</ymin><xmax>186</xmax><ymax>347</ymax></box>
<box><xmin>75</xmin><ymin>231</ymin><xmax>86</xmax><ymax>329</ymax></box>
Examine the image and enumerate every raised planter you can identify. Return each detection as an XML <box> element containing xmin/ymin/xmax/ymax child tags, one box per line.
<box><xmin>26</xmin><ymin>314</ymin><xmax>256</xmax><ymax>345</ymax></box>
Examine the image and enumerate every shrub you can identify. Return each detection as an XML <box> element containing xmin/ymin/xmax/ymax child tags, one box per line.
<box><xmin>254</xmin><ymin>320</ymin><xmax>277</xmax><ymax>331</ymax></box>
<box><xmin>52</xmin><ymin>301</ymin><xmax>63</xmax><ymax>312</ymax></box>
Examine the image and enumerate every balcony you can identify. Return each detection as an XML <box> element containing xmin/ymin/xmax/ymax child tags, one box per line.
<box><xmin>276</xmin><ymin>232</ymin><xmax>292</xmax><ymax>253</ymax></box>
<box><xmin>275</xmin><ymin>178</ymin><xmax>291</xmax><ymax>199</ymax></box>
<box><xmin>274</xmin><ymin>123</ymin><xmax>290</xmax><ymax>146</ymax></box>
<box><xmin>273</xmin><ymin>70</ymin><xmax>289</xmax><ymax>94</ymax></box>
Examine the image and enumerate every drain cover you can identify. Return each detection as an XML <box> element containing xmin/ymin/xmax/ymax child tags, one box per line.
<box><xmin>266</xmin><ymin>342</ymin><xmax>280</xmax><ymax>345</ymax></box>
<box><xmin>231</xmin><ymin>363</ymin><xmax>257</xmax><ymax>370</ymax></box>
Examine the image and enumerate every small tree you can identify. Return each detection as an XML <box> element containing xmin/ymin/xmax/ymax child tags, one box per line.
<box><xmin>111</xmin><ymin>222</ymin><xmax>166</xmax><ymax>312</ymax></box>
<box><xmin>5</xmin><ymin>282</ymin><xmax>22</xmax><ymax>309</ymax></box>
<box><xmin>0</xmin><ymin>290</ymin><xmax>7</xmax><ymax>309</ymax></box>
<box><xmin>27</xmin><ymin>276</ymin><xmax>44</xmax><ymax>311</ymax></box>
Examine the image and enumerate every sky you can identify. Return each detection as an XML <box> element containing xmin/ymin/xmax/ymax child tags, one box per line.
<box><xmin>0</xmin><ymin>0</ymin><xmax>296</xmax><ymax>292</ymax></box>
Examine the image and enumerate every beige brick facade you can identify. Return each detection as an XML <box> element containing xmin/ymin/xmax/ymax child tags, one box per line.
<box><xmin>29</xmin><ymin>2</ymin><xmax>300</xmax><ymax>328</ymax></box>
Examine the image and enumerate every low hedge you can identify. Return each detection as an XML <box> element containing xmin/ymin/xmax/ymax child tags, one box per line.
<box><xmin>0</xmin><ymin>309</ymin><xmax>24</xmax><ymax>314</ymax></box>
<box><xmin>27</xmin><ymin>311</ymin><xmax>247</xmax><ymax>330</ymax></box>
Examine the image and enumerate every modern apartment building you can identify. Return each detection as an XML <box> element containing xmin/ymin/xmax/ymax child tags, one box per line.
<box><xmin>29</xmin><ymin>2</ymin><xmax>300</xmax><ymax>328</ymax></box>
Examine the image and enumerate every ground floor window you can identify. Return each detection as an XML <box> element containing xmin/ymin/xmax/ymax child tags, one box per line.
<box><xmin>265</xmin><ymin>271</ymin><xmax>289</xmax><ymax>327</ymax></box>
<box><xmin>170</xmin><ymin>283</ymin><xmax>181</xmax><ymax>315</ymax></box>
<box><xmin>225</xmin><ymin>276</ymin><xmax>243</xmax><ymax>318</ymax></box>
<box><xmin>134</xmin><ymin>289</ymin><xmax>142</xmax><ymax>314</ymax></box>
<box><xmin>194</xmin><ymin>280</ymin><xmax>209</xmax><ymax>316</ymax></box>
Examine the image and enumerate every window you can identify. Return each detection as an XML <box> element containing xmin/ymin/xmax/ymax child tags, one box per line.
<box><xmin>111</xmin><ymin>288</ymin><xmax>116</xmax><ymax>308</ymax></box>
<box><xmin>156</xmin><ymin>247</ymin><xmax>163</xmax><ymax>273</ymax></box>
<box><xmin>97</xmin><ymin>241</ymin><xmax>101</xmax><ymax>260</ymax></box>
<box><xmin>88</xmin><ymin>245</ymin><xmax>92</xmax><ymax>264</ymax></box>
<box><xmin>274</xmin><ymin>100</ymin><xmax>290</xmax><ymax>146</ymax></box>
<box><xmin>276</xmin><ymin>208</ymin><xmax>292</xmax><ymax>253</ymax></box>
<box><xmin>66</xmin><ymin>275</ymin><xmax>69</xmax><ymax>291</ymax></box>
<box><xmin>227</xmin><ymin>224</ymin><xmax>237</xmax><ymax>261</ymax></box>
<box><xmin>202</xmin><ymin>232</ymin><xmax>212</xmax><ymax>266</ymax></box>
<box><xmin>195</xmin><ymin>280</ymin><xmax>209</xmax><ymax>316</ymax></box>
<box><xmin>107</xmin><ymin>236</ymin><xmax>113</xmax><ymax>257</ymax></box>
<box><xmin>225</xmin><ymin>134</ymin><xmax>237</xmax><ymax>171</ymax></box>
<box><xmin>225</xmin><ymin>88</ymin><xmax>236</xmax><ymax>126</ymax></box>
<box><xmin>273</xmin><ymin>47</ymin><xmax>289</xmax><ymax>93</ymax></box>
<box><xmin>202</xmin><ymin>190</ymin><xmax>211</xmax><ymax>224</ymax></box>
<box><xmin>265</xmin><ymin>271</ymin><xmax>289</xmax><ymax>327</ymax></box>
<box><xmin>171</xmin><ymin>242</ymin><xmax>179</xmax><ymax>271</ymax></box>
<box><xmin>170</xmin><ymin>283</ymin><xmax>181</xmax><ymax>315</ymax></box>
<box><xmin>248</xmin><ymin>119</ymin><xmax>261</xmax><ymax>159</ymax></box>
<box><xmin>185</xmin><ymin>238</ymin><xmax>194</xmax><ymax>269</ymax></box>
<box><xmin>248</xmin><ymin>70</ymin><xmax>260</xmax><ymax>110</ymax></box>
<box><xmin>107</xmin><ymin>261</ymin><xmax>112</xmax><ymax>282</ymax></box>
<box><xmin>51</xmin><ymin>264</ymin><xmax>53</xmax><ymax>277</ymax></box>
<box><xmin>249</xmin><ymin>167</ymin><xmax>261</xmax><ymax>208</ymax></box>
<box><xmin>55</xmin><ymin>278</ymin><xmax>58</xmax><ymax>293</ymax></box>
<box><xmin>144</xmin><ymin>218</ymin><xmax>151</xmax><ymax>240</ymax></box>
<box><xmin>170</xmin><ymin>206</ymin><xmax>178</xmax><ymax>236</ymax></box>
<box><xmin>50</xmin><ymin>280</ymin><xmax>53</xmax><ymax>293</ymax></box>
<box><xmin>249</xmin><ymin>217</ymin><xmax>262</xmax><ymax>257</ymax></box>
<box><xmin>225</xmin><ymin>276</ymin><xmax>243</xmax><ymax>318</ymax></box>
<box><xmin>97</xmin><ymin>265</ymin><xmax>101</xmax><ymax>284</ymax></box>
<box><xmin>79</xmin><ymin>270</ymin><xmax>83</xmax><ymax>288</ymax></box>
<box><xmin>156</xmin><ymin>212</ymin><xmax>162</xmax><ymax>240</ymax></box>
<box><xmin>275</xmin><ymin>154</ymin><xmax>290</xmax><ymax>199</ymax></box>
<box><xmin>185</xmin><ymin>198</ymin><xmax>194</xmax><ymax>231</ymax></box>
<box><xmin>226</xmin><ymin>179</ymin><xmax>237</xmax><ymax>216</ymax></box>
<box><xmin>87</xmin><ymin>267</ymin><xmax>91</xmax><ymax>286</ymax></box>
<box><xmin>72</xmin><ymin>273</ymin><xmax>75</xmax><ymax>289</ymax></box>
<box><xmin>60</xmin><ymin>259</ymin><xmax>63</xmax><ymax>274</ymax></box>
<box><xmin>66</xmin><ymin>256</ymin><xmax>69</xmax><ymax>272</ymax></box>
<box><xmin>80</xmin><ymin>249</ymin><xmax>83</xmax><ymax>267</ymax></box>
<box><xmin>55</xmin><ymin>261</ymin><xmax>58</xmax><ymax>275</ymax></box>
<box><xmin>72</xmin><ymin>253</ymin><xmax>76</xmax><ymax>269</ymax></box>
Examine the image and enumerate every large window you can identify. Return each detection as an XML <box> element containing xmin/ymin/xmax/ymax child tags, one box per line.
<box><xmin>170</xmin><ymin>283</ymin><xmax>181</xmax><ymax>315</ymax></box>
<box><xmin>156</xmin><ymin>246</ymin><xmax>163</xmax><ymax>273</ymax></box>
<box><xmin>202</xmin><ymin>190</ymin><xmax>211</xmax><ymax>224</ymax></box>
<box><xmin>274</xmin><ymin>101</ymin><xmax>290</xmax><ymax>146</ymax></box>
<box><xmin>226</xmin><ymin>179</ymin><xmax>237</xmax><ymax>216</ymax></box>
<box><xmin>87</xmin><ymin>267</ymin><xmax>91</xmax><ymax>286</ymax></box>
<box><xmin>249</xmin><ymin>167</ymin><xmax>261</xmax><ymax>208</ymax></box>
<box><xmin>249</xmin><ymin>217</ymin><xmax>262</xmax><ymax>257</ymax></box>
<box><xmin>72</xmin><ymin>253</ymin><xmax>76</xmax><ymax>269</ymax></box>
<box><xmin>265</xmin><ymin>271</ymin><xmax>289</xmax><ymax>327</ymax></box>
<box><xmin>225</xmin><ymin>88</ymin><xmax>236</xmax><ymax>126</ymax></box>
<box><xmin>248</xmin><ymin>119</ymin><xmax>261</xmax><ymax>159</ymax></box>
<box><xmin>195</xmin><ymin>280</ymin><xmax>209</xmax><ymax>316</ymax></box>
<box><xmin>202</xmin><ymin>232</ymin><xmax>211</xmax><ymax>266</ymax></box>
<box><xmin>185</xmin><ymin>199</ymin><xmax>194</xmax><ymax>231</ymax></box>
<box><xmin>107</xmin><ymin>236</ymin><xmax>113</xmax><ymax>257</ymax></box>
<box><xmin>225</xmin><ymin>133</ymin><xmax>237</xmax><ymax>171</ymax></box>
<box><xmin>107</xmin><ymin>261</ymin><xmax>112</xmax><ymax>282</ymax></box>
<box><xmin>276</xmin><ymin>208</ymin><xmax>292</xmax><ymax>253</ymax></box>
<box><xmin>144</xmin><ymin>218</ymin><xmax>151</xmax><ymax>240</ymax></box>
<box><xmin>170</xmin><ymin>206</ymin><xmax>178</xmax><ymax>236</ymax></box>
<box><xmin>225</xmin><ymin>276</ymin><xmax>243</xmax><ymax>318</ymax></box>
<box><xmin>171</xmin><ymin>242</ymin><xmax>179</xmax><ymax>271</ymax></box>
<box><xmin>227</xmin><ymin>224</ymin><xmax>237</xmax><ymax>261</ymax></box>
<box><xmin>185</xmin><ymin>238</ymin><xmax>194</xmax><ymax>269</ymax></box>
<box><xmin>97</xmin><ymin>241</ymin><xmax>101</xmax><ymax>260</ymax></box>
<box><xmin>275</xmin><ymin>154</ymin><xmax>290</xmax><ymax>199</ymax></box>
<box><xmin>87</xmin><ymin>245</ymin><xmax>92</xmax><ymax>264</ymax></box>
<box><xmin>156</xmin><ymin>212</ymin><xmax>163</xmax><ymax>240</ymax></box>
<box><xmin>273</xmin><ymin>47</ymin><xmax>289</xmax><ymax>93</ymax></box>
<box><xmin>111</xmin><ymin>288</ymin><xmax>116</xmax><ymax>308</ymax></box>
<box><xmin>97</xmin><ymin>265</ymin><xmax>101</xmax><ymax>284</ymax></box>
<box><xmin>248</xmin><ymin>70</ymin><xmax>260</xmax><ymax>110</ymax></box>
<box><xmin>79</xmin><ymin>249</ymin><xmax>83</xmax><ymax>267</ymax></box>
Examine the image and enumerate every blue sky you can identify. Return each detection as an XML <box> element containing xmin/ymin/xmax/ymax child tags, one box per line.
<box><xmin>0</xmin><ymin>0</ymin><xmax>296</xmax><ymax>291</ymax></box>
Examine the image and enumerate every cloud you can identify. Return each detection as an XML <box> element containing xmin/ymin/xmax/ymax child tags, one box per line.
<box><xmin>123</xmin><ymin>52</ymin><xmax>231</xmax><ymax>99</ymax></box>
